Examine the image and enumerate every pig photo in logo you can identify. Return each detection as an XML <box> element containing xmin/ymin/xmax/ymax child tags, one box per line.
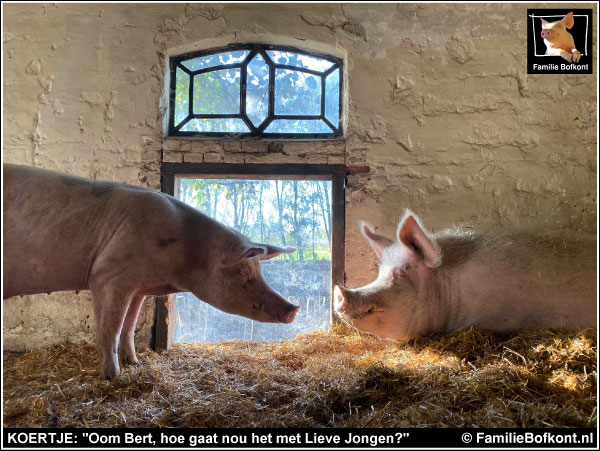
<box><xmin>527</xmin><ymin>8</ymin><xmax>592</xmax><ymax>74</ymax></box>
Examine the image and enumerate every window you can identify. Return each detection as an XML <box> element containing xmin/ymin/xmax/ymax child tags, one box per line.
<box><xmin>156</xmin><ymin>163</ymin><xmax>345</xmax><ymax>347</ymax></box>
<box><xmin>169</xmin><ymin>45</ymin><xmax>343</xmax><ymax>138</ymax></box>
<box><xmin>175</xmin><ymin>178</ymin><xmax>332</xmax><ymax>342</ymax></box>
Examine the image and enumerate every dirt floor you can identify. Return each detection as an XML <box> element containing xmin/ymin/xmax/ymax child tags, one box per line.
<box><xmin>3</xmin><ymin>324</ymin><xmax>596</xmax><ymax>428</ymax></box>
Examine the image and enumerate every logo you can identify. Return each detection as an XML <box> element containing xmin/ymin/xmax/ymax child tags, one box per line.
<box><xmin>527</xmin><ymin>8</ymin><xmax>593</xmax><ymax>74</ymax></box>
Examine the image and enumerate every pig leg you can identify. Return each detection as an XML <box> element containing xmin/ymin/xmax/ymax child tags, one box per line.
<box><xmin>119</xmin><ymin>294</ymin><xmax>145</xmax><ymax>366</ymax></box>
<box><xmin>92</xmin><ymin>286</ymin><xmax>135</xmax><ymax>380</ymax></box>
<box><xmin>559</xmin><ymin>49</ymin><xmax>573</xmax><ymax>62</ymax></box>
<box><xmin>571</xmin><ymin>49</ymin><xmax>581</xmax><ymax>63</ymax></box>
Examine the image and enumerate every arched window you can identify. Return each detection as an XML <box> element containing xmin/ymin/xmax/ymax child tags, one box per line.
<box><xmin>169</xmin><ymin>44</ymin><xmax>343</xmax><ymax>138</ymax></box>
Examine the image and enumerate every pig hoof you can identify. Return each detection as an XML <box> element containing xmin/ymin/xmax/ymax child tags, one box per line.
<box><xmin>572</xmin><ymin>51</ymin><xmax>581</xmax><ymax>63</ymax></box>
<box><xmin>101</xmin><ymin>369</ymin><xmax>120</xmax><ymax>381</ymax></box>
<box><xmin>560</xmin><ymin>51</ymin><xmax>572</xmax><ymax>62</ymax></box>
<box><xmin>122</xmin><ymin>355</ymin><xmax>140</xmax><ymax>366</ymax></box>
<box><xmin>100</xmin><ymin>363</ymin><xmax>120</xmax><ymax>380</ymax></box>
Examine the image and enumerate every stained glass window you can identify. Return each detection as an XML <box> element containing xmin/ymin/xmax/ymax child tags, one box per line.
<box><xmin>169</xmin><ymin>45</ymin><xmax>343</xmax><ymax>138</ymax></box>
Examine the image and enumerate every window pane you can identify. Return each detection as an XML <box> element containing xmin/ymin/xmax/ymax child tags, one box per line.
<box><xmin>274</xmin><ymin>69</ymin><xmax>321</xmax><ymax>116</ymax></box>
<box><xmin>175</xmin><ymin>179</ymin><xmax>332</xmax><ymax>343</ymax></box>
<box><xmin>265</xmin><ymin>119</ymin><xmax>332</xmax><ymax>134</ymax></box>
<box><xmin>246</xmin><ymin>53</ymin><xmax>270</xmax><ymax>127</ymax></box>
<box><xmin>181</xmin><ymin>50</ymin><xmax>250</xmax><ymax>72</ymax></box>
<box><xmin>325</xmin><ymin>68</ymin><xmax>340</xmax><ymax>128</ymax></box>
<box><xmin>174</xmin><ymin>67</ymin><xmax>190</xmax><ymax>127</ymax></box>
<box><xmin>193</xmin><ymin>69</ymin><xmax>241</xmax><ymax>115</ymax></box>
<box><xmin>170</xmin><ymin>45</ymin><xmax>343</xmax><ymax>137</ymax></box>
<box><xmin>266</xmin><ymin>50</ymin><xmax>335</xmax><ymax>72</ymax></box>
<box><xmin>180</xmin><ymin>118</ymin><xmax>250</xmax><ymax>133</ymax></box>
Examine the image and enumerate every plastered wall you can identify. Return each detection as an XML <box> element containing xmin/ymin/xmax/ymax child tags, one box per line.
<box><xmin>2</xmin><ymin>3</ymin><xmax>597</xmax><ymax>351</ymax></box>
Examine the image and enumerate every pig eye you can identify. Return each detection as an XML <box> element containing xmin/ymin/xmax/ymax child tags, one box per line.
<box><xmin>392</xmin><ymin>267</ymin><xmax>407</xmax><ymax>282</ymax></box>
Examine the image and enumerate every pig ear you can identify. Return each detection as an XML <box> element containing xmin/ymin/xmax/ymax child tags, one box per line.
<box><xmin>360</xmin><ymin>221</ymin><xmax>393</xmax><ymax>261</ymax></box>
<box><xmin>563</xmin><ymin>11</ymin><xmax>574</xmax><ymax>29</ymax></box>
<box><xmin>239</xmin><ymin>243</ymin><xmax>295</xmax><ymax>262</ymax></box>
<box><xmin>239</xmin><ymin>244</ymin><xmax>268</xmax><ymax>261</ymax></box>
<box><xmin>540</xmin><ymin>18</ymin><xmax>548</xmax><ymax>26</ymax></box>
<box><xmin>224</xmin><ymin>244</ymin><xmax>266</xmax><ymax>265</ymax></box>
<box><xmin>259</xmin><ymin>244</ymin><xmax>296</xmax><ymax>261</ymax></box>
<box><xmin>229</xmin><ymin>243</ymin><xmax>295</xmax><ymax>264</ymax></box>
<box><xmin>396</xmin><ymin>210</ymin><xmax>441</xmax><ymax>268</ymax></box>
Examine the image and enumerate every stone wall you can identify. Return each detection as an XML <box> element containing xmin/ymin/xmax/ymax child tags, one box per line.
<box><xmin>3</xmin><ymin>3</ymin><xmax>596</xmax><ymax>350</ymax></box>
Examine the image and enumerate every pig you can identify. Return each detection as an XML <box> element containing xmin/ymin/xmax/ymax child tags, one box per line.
<box><xmin>334</xmin><ymin>209</ymin><xmax>596</xmax><ymax>340</ymax></box>
<box><xmin>540</xmin><ymin>11</ymin><xmax>581</xmax><ymax>63</ymax></box>
<box><xmin>3</xmin><ymin>164</ymin><xmax>300</xmax><ymax>379</ymax></box>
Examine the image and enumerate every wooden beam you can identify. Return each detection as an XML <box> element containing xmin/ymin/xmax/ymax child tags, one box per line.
<box><xmin>330</xmin><ymin>175</ymin><xmax>346</xmax><ymax>325</ymax></box>
<box><xmin>161</xmin><ymin>172</ymin><xmax>175</xmax><ymax>196</ymax></box>
<box><xmin>161</xmin><ymin>162</ymin><xmax>346</xmax><ymax>177</ymax></box>
<box><xmin>154</xmin><ymin>295</ymin><xmax>172</xmax><ymax>351</ymax></box>
<box><xmin>345</xmin><ymin>165</ymin><xmax>370</xmax><ymax>175</ymax></box>
<box><xmin>155</xmin><ymin>173</ymin><xmax>176</xmax><ymax>350</ymax></box>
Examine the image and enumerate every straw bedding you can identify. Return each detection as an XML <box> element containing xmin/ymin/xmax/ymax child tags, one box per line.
<box><xmin>3</xmin><ymin>324</ymin><xmax>596</xmax><ymax>428</ymax></box>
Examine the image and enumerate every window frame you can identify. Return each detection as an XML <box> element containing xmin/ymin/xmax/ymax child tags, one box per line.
<box><xmin>155</xmin><ymin>162</ymin><xmax>346</xmax><ymax>350</ymax></box>
<box><xmin>168</xmin><ymin>44</ymin><xmax>344</xmax><ymax>139</ymax></box>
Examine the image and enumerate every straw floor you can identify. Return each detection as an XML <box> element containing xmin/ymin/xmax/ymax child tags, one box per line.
<box><xmin>3</xmin><ymin>324</ymin><xmax>596</xmax><ymax>428</ymax></box>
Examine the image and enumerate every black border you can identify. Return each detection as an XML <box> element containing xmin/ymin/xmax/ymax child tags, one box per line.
<box><xmin>527</xmin><ymin>9</ymin><xmax>593</xmax><ymax>75</ymax></box>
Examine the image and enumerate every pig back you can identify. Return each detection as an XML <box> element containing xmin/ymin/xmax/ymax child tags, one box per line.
<box><xmin>437</xmin><ymin>229</ymin><xmax>597</xmax><ymax>332</ymax></box>
<box><xmin>2</xmin><ymin>164</ymin><xmax>146</xmax><ymax>297</ymax></box>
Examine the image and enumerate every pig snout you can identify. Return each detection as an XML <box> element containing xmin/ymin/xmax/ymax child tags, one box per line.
<box><xmin>333</xmin><ymin>285</ymin><xmax>348</xmax><ymax>313</ymax></box>
<box><xmin>260</xmin><ymin>288</ymin><xmax>299</xmax><ymax>324</ymax></box>
<box><xmin>281</xmin><ymin>305</ymin><xmax>300</xmax><ymax>324</ymax></box>
<box><xmin>541</xmin><ymin>29</ymin><xmax>553</xmax><ymax>40</ymax></box>
<box><xmin>333</xmin><ymin>285</ymin><xmax>380</xmax><ymax>318</ymax></box>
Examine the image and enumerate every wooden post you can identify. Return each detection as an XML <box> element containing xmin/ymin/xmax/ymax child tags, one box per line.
<box><xmin>155</xmin><ymin>172</ymin><xmax>176</xmax><ymax>351</ymax></box>
<box><xmin>330</xmin><ymin>175</ymin><xmax>346</xmax><ymax>325</ymax></box>
<box><xmin>155</xmin><ymin>294</ymin><xmax>176</xmax><ymax>351</ymax></box>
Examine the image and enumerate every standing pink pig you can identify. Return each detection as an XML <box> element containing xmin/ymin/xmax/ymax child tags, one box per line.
<box><xmin>540</xmin><ymin>11</ymin><xmax>581</xmax><ymax>63</ymax></box>
<box><xmin>3</xmin><ymin>164</ymin><xmax>299</xmax><ymax>379</ymax></box>
<box><xmin>334</xmin><ymin>210</ymin><xmax>596</xmax><ymax>339</ymax></box>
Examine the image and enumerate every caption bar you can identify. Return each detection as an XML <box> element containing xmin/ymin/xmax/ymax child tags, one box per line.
<box><xmin>3</xmin><ymin>429</ymin><xmax>597</xmax><ymax>449</ymax></box>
